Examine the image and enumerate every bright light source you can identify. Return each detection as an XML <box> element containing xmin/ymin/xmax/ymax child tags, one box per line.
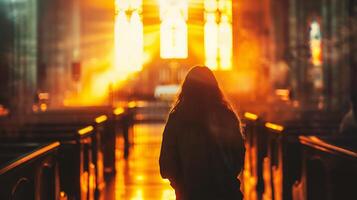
<box><xmin>204</xmin><ymin>0</ymin><xmax>232</xmax><ymax>70</ymax></box>
<box><xmin>244</xmin><ymin>112</ymin><xmax>258</xmax><ymax>121</ymax></box>
<box><xmin>128</xmin><ymin>101</ymin><xmax>137</xmax><ymax>108</ymax></box>
<box><xmin>78</xmin><ymin>126</ymin><xmax>94</xmax><ymax>135</ymax></box>
<box><xmin>310</xmin><ymin>20</ymin><xmax>322</xmax><ymax>66</ymax></box>
<box><xmin>204</xmin><ymin>0</ymin><xmax>217</xmax><ymax>12</ymax></box>
<box><xmin>136</xmin><ymin>175</ymin><xmax>145</xmax><ymax>181</ymax></box>
<box><xmin>114</xmin><ymin>0</ymin><xmax>143</xmax><ymax>79</ymax></box>
<box><xmin>40</xmin><ymin>103</ymin><xmax>47</xmax><ymax>111</ymax></box>
<box><xmin>205</xmin><ymin>13</ymin><xmax>218</xmax><ymax>69</ymax></box>
<box><xmin>265</xmin><ymin>122</ymin><xmax>284</xmax><ymax>132</ymax></box>
<box><xmin>38</xmin><ymin>92</ymin><xmax>49</xmax><ymax>100</ymax></box>
<box><xmin>113</xmin><ymin>107</ymin><xmax>125</xmax><ymax>115</ymax></box>
<box><xmin>95</xmin><ymin>115</ymin><xmax>108</xmax><ymax>124</ymax></box>
<box><xmin>159</xmin><ymin>0</ymin><xmax>188</xmax><ymax>59</ymax></box>
<box><xmin>218</xmin><ymin>15</ymin><xmax>232</xmax><ymax>70</ymax></box>
<box><xmin>116</xmin><ymin>0</ymin><xmax>142</xmax><ymax>11</ymax></box>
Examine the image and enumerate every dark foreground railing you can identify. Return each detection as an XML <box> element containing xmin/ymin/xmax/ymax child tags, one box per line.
<box><xmin>242</xmin><ymin>111</ymin><xmax>357</xmax><ymax>200</ymax></box>
<box><xmin>0</xmin><ymin>142</ymin><xmax>60</xmax><ymax>200</ymax></box>
<box><xmin>0</xmin><ymin>124</ymin><xmax>96</xmax><ymax>200</ymax></box>
<box><xmin>296</xmin><ymin>136</ymin><xmax>357</xmax><ymax>200</ymax></box>
<box><xmin>0</xmin><ymin>105</ymin><xmax>132</xmax><ymax>200</ymax></box>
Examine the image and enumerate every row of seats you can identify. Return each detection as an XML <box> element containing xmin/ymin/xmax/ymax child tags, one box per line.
<box><xmin>242</xmin><ymin>110</ymin><xmax>357</xmax><ymax>200</ymax></box>
<box><xmin>0</xmin><ymin>106</ymin><xmax>132</xmax><ymax>200</ymax></box>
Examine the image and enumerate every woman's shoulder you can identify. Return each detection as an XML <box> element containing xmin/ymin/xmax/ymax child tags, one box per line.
<box><xmin>166</xmin><ymin>109</ymin><xmax>184</xmax><ymax>125</ymax></box>
<box><xmin>168</xmin><ymin>109</ymin><xmax>179</xmax><ymax>119</ymax></box>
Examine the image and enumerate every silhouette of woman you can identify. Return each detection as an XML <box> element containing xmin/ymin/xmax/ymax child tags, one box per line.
<box><xmin>159</xmin><ymin>66</ymin><xmax>245</xmax><ymax>200</ymax></box>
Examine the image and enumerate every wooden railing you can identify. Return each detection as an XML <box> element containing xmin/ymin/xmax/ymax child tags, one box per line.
<box><xmin>242</xmin><ymin>110</ymin><xmax>357</xmax><ymax>200</ymax></box>
<box><xmin>0</xmin><ymin>105</ymin><xmax>133</xmax><ymax>200</ymax></box>
<box><xmin>0</xmin><ymin>142</ymin><xmax>60</xmax><ymax>200</ymax></box>
<box><xmin>296</xmin><ymin>136</ymin><xmax>357</xmax><ymax>200</ymax></box>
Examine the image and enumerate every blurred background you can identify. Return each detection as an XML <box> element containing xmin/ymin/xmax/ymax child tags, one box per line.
<box><xmin>0</xmin><ymin>0</ymin><xmax>355</xmax><ymax>114</ymax></box>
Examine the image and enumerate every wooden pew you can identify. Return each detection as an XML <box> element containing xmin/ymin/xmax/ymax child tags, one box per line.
<box><xmin>32</xmin><ymin>106</ymin><xmax>119</xmax><ymax>176</ymax></box>
<box><xmin>0</xmin><ymin>124</ymin><xmax>95</xmax><ymax>200</ymax></box>
<box><xmin>0</xmin><ymin>106</ymin><xmax>126</xmax><ymax>199</ymax></box>
<box><xmin>0</xmin><ymin>142</ymin><xmax>60</xmax><ymax>200</ymax></box>
<box><xmin>296</xmin><ymin>136</ymin><xmax>357</xmax><ymax>200</ymax></box>
<box><xmin>242</xmin><ymin>111</ymin><xmax>343</xmax><ymax>200</ymax></box>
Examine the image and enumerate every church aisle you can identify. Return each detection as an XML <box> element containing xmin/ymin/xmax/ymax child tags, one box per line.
<box><xmin>104</xmin><ymin>123</ymin><xmax>176</xmax><ymax>200</ymax></box>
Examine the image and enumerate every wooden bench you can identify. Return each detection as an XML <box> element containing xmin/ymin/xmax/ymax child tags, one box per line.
<box><xmin>242</xmin><ymin>111</ymin><xmax>343</xmax><ymax>200</ymax></box>
<box><xmin>0</xmin><ymin>142</ymin><xmax>60</xmax><ymax>200</ymax></box>
<box><xmin>0</xmin><ymin>124</ymin><xmax>95</xmax><ymax>200</ymax></box>
<box><xmin>296</xmin><ymin>136</ymin><xmax>357</xmax><ymax>200</ymax></box>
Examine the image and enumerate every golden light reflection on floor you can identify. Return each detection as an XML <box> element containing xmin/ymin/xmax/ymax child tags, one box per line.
<box><xmin>112</xmin><ymin>123</ymin><xmax>175</xmax><ymax>200</ymax></box>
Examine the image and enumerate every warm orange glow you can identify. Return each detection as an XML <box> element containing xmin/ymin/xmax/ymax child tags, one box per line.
<box><xmin>204</xmin><ymin>13</ymin><xmax>218</xmax><ymax>69</ymax></box>
<box><xmin>229</xmin><ymin>70</ymin><xmax>257</xmax><ymax>93</ymax></box>
<box><xmin>133</xmin><ymin>188</ymin><xmax>144</xmax><ymax>200</ymax></box>
<box><xmin>115</xmin><ymin>124</ymin><xmax>176</xmax><ymax>200</ymax></box>
<box><xmin>114</xmin><ymin>0</ymin><xmax>143</xmax><ymax>79</ymax></box>
<box><xmin>218</xmin><ymin>15</ymin><xmax>232</xmax><ymax>69</ymax></box>
<box><xmin>275</xmin><ymin>89</ymin><xmax>290</xmax><ymax>97</ymax></box>
<box><xmin>128</xmin><ymin>101</ymin><xmax>137</xmax><ymax>108</ymax></box>
<box><xmin>0</xmin><ymin>105</ymin><xmax>9</xmax><ymax>116</ymax></box>
<box><xmin>113</xmin><ymin>107</ymin><xmax>125</xmax><ymax>115</ymax></box>
<box><xmin>40</xmin><ymin>103</ymin><xmax>47</xmax><ymax>111</ymax></box>
<box><xmin>136</xmin><ymin>175</ymin><xmax>145</xmax><ymax>181</ymax></box>
<box><xmin>78</xmin><ymin>126</ymin><xmax>94</xmax><ymax>135</ymax></box>
<box><xmin>81</xmin><ymin>171</ymin><xmax>89</xmax><ymax>198</ymax></box>
<box><xmin>272</xmin><ymin>165</ymin><xmax>283</xmax><ymax>200</ymax></box>
<box><xmin>162</xmin><ymin>178</ymin><xmax>170</xmax><ymax>183</ymax></box>
<box><xmin>60</xmin><ymin>191</ymin><xmax>66</xmax><ymax>198</ymax></box>
<box><xmin>244</xmin><ymin>112</ymin><xmax>258</xmax><ymax>121</ymax></box>
<box><xmin>243</xmin><ymin>143</ymin><xmax>258</xmax><ymax>200</ymax></box>
<box><xmin>159</xmin><ymin>0</ymin><xmax>188</xmax><ymax>59</ymax></box>
<box><xmin>300</xmin><ymin>136</ymin><xmax>357</xmax><ymax>157</ymax></box>
<box><xmin>204</xmin><ymin>0</ymin><xmax>232</xmax><ymax>70</ymax></box>
<box><xmin>63</xmin><ymin>71</ymin><xmax>118</xmax><ymax>106</ymax></box>
<box><xmin>275</xmin><ymin>89</ymin><xmax>290</xmax><ymax>101</ymax></box>
<box><xmin>32</xmin><ymin>105</ymin><xmax>39</xmax><ymax>113</ymax></box>
<box><xmin>114</xmin><ymin>107</ymin><xmax>125</xmax><ymax>115</ymax></box>
<box><xmin>162</xmin><ymin>189</ymin><xmax>176</xmax><ymax>200</ymax></box>
<box><xmin>95</xmin><ymin>115</ymin><xmax>108</xmax><ymax>124</ymax></box>
<box><xmin>262</xmin><ymin>157</ymin><xmax>272</xmax><ymax>200</ymax></box>
<box><xmin>310</xmin><ymin>20</ymin><xmax>322</xmax><ymax>66</ymax></box>
<box><xmin>265</xmin><ymin>122</ymin><xmax>284</xmax><ymax>132</ymax></box>
<box><xmin>38</xmin><ymin>92</ymin><xmax>49</xmax><ymax>100</ymax></box>
<box><xmin>89</xmin><ymin>163</ymin><xmax>96</xmax><ymax>194</ymax></box>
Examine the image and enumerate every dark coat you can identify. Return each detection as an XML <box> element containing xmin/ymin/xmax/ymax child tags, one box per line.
<box><xmin>159</xmin><ymin>107</ymin><xmax>245</xmax><ymax>200</ymax></box>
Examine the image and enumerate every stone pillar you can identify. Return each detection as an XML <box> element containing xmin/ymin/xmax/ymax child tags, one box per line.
<box><xmin>11</xmin><ymin>0</ymin><xmax>37</xmax><ymax>115</ymax></box>
<box><xmin>349</xmin><ymin>0</ymin><xmax>357</xmax><ymax>112</ymax></box>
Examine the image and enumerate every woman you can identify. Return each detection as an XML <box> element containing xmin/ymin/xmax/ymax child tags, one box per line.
<box><xmin>159</xmin><ymin>66</ymin><xmax>245</xmax><ymax>200</ymax></box>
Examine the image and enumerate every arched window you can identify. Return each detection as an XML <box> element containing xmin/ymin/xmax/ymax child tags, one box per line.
<box><xmin>309</xmin><ymin>19</ymin><xmax>323</xmax><ymax>91</ymax></box>
<box><xmin>204</xmin><ymin>0</ymin><xmax>232</xmax><ymax>70</ymax></box>
<box><xmin>114</xmin><ymin>0</ymin><xmax>143</xmax><ymax>77</ymax></box>
<box><xmin>159</xmin><ymin>0</ymin><xmax>188</xmax><ymax>59</ymax></box>
<box><xmin>310</xmin><ymin>20</ymin><xmax>322</xmax><ymax>67</ymax></box>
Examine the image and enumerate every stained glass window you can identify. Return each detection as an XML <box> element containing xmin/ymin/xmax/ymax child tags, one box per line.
<box><xmin>159</xmin><ymin>0</ymin><xmax>188</xmax><ymax>59</ymax></box>
<box><xmin>114</xmin><ymin>0</ymin><xmax>143</xmax><ymax>76</ymax></box>
<box><xmin>204</xmin><ymin>0</ymin><xmax>232</xmax><ymax>70</ymax></box>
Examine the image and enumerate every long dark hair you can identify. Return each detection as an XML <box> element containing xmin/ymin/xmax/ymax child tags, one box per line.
<box><xmin>171</xmin><ymin>66</ymin><xmax>233</xmax><ymax>121</ymax></box>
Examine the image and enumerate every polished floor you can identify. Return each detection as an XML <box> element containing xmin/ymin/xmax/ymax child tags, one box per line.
<box><xmin>104</xmin><ymin>123</ymin><xmax>176</xmax><ymax>200</ymax></box>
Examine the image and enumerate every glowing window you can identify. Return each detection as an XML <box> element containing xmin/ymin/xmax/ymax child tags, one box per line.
<box><xmin>114</xmin><ymin>0</ymin><xmax>143</xmax><ymax>78</ymax></box>
<box><xmin>204</xmin><ymin>0</ymin><xmax>232</xmax><ymax>70</ymax></box>
<box><xmin>159</xmin><ymin>0</ymin><xmax>188</xmax><ymax>59</ymax></box>
<box><xmin>309</xmin><ymin>20</ymin><xmax>322</xmax><ymax>66</ymax></box>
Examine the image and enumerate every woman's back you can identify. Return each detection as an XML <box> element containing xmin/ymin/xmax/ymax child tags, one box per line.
<box><xmin>160</xmin><ymin>106</ymin><xmax>245</xmax><ymax>200</ymax></box>
<box><xmin>159</xmin><ymin>66</ymin><xmax>245</xmax><ymax>200</ymax></box>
